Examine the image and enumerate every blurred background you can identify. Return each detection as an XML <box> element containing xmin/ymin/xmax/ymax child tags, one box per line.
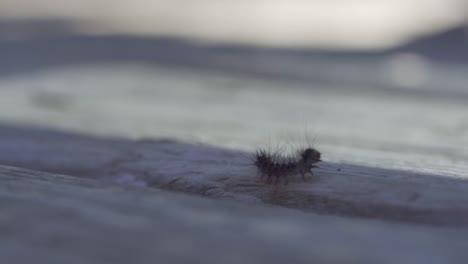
<box><xmin>1</xmin><ymin>0</ymin><xmax>467</xmax><ymax>88</ymax></box>
<box><xmin>0</xmin><ymin>0</ymin><xmax>467</xmax><ymax>155</ymax></box>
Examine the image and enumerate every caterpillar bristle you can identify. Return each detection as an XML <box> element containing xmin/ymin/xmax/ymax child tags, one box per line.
<box><xmin>254</xmin><ymin>147</ymin><xmax>321</xmax><ymax>185</ymax></box>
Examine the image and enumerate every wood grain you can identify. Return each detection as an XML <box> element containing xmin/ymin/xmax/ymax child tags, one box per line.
<box><xmin>1</xmin><ymin>123</ymin><xmax>467</xmax><ymax>225</ymax></box>
<box><xmin>1</xmin><ymin>164</ymin><xmax>468</xmax><ymax>264</ymax></box>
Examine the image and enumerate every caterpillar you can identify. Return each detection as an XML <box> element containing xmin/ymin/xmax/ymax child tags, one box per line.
<box><xmin>254</xmin><ymin>147</ymin><xmax>321</xmax><ymax>185</ymax></box>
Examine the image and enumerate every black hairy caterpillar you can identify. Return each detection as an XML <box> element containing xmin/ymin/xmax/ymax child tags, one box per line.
<box><xmin>254</xmin><ymin>147</ymin><xmax>321</xmax><ymax>185</ymax></box>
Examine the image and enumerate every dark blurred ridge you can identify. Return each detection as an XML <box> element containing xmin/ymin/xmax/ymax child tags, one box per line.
<box><xmin>392</xmin><ymin>26</ymin><xmax>468</xmax><ymax>62</ymax></box>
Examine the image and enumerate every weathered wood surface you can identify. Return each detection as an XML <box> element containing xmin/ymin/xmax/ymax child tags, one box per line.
<box><xmin>1</xmin><ymin>62</ymin><xmax>468</xmax><ymax>262</ymax></box>
<box><xmin>1</xmin><ymin>124</ymin><xmax>468</xmax><ymax>226</ymax></box>
<box><xmin>1</xmin><ymin>164</ymin><xmax>468</xmax><ymax>264</ymax></box>
<box><xmin>1</xmin><ymin>64</ymin><xmax>468</xmax><ymax>224</ymax></box>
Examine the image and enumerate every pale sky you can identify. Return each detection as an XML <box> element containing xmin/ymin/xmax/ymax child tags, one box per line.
<box><xmin>0</xmin><ymin>0</ymin><xmax>466</xmax><ymax>49</ymax></box>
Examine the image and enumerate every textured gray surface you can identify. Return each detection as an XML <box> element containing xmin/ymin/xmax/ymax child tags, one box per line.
<box><xmin>1</xmin><ymin>165</ymin><xmax>468</xmax><ymax>264</ymax></box>
<box><xmin>1</xmin><ymin>50</ymin><xmax>468</xmax><ymax>262</ymax></box>
<box><xmin>1</xmin><ymin>124</ymin><xmax>468</xmax><ymax>226</ymax></box>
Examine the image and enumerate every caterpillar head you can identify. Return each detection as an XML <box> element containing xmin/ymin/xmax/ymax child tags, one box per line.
<box><xmin>300</xmin><ymin>148</ymin><xmax>321</xmax><ymax>165</ymax></box>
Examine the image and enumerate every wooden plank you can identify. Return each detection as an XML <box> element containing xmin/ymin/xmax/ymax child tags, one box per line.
<box><xmin>1</xmin><ymin>164</ymin><xmax>468</xmax><ymax>264</ymax></box>
<box><xmin>1</xmin><ymin>58</ymin><xmax>468</xmax><ymax>262</ymax></box>
<box><xmin>1</xmin><ymin>64</ymin><xmax>468</xmax><ymax>226</ymax></box>
<box><xmin>1</xmin><ymin>123</ymin><xmax>468</xmax><ymax>226</ymax></box>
